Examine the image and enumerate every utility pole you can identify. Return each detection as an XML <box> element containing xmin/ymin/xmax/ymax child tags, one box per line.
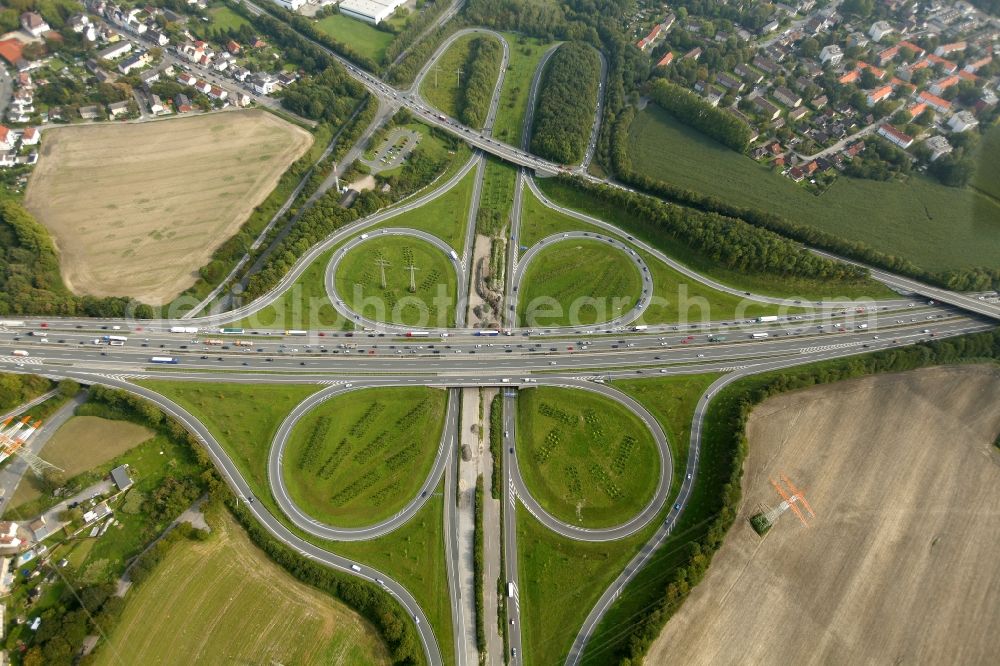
<box><xmin>455</xmin><ymin>66</ymin><xmax>464</xmax><ymax>87</ymax></box>
<box><xmin>375</xmin><ymin>257</ymin><xmax>391</xmax><ymax>289</ymax></box>
<box><xmin>404</xmin><ymin>262</ymin><xmax>420</xmax><ymax>293</ymax></box>
<box><xmin>433</xmin><ymin>64</ymin><xmax>441</xmax><ymax>88</ymax></box>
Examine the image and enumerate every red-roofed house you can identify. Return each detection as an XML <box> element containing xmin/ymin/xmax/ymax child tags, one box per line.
<box><xmin>839</xmin><ymin>69</ymin><xmax>860</xmax><ymax>84</ymax></box>
<box><xmin>926</xmin><ymin>54</ymin><xmax>958</xmax><ymax>73</ymax></box>
<box><xmin>0</xmin><ymin>39</ymin><xmax>23</xmax><ymax>66</ymax></box>
<box><xmin>656</xmin><ymin>51</ymin><xmax>674</xmax><ymax>67</ymax></box>
<box><xmin>876</xmin><ymin>123</ymin><xmax>914</xmax><ymax>149</ymax></box>
<box><xmin>877</xmin><ymin>45</ymin><xmax>899</xmax><ymax>65</ymax></box>
<box><xmin>21</xmin><ymin>127</ymin><xmax>38</xmax><ymax>145</ymax></box>
<box><xmin>637</xmin><ymin>23</ymin><xmax>663</xmax><ymax>51</ymax></box>
<box><xmin>957</xmin><ymin>70</ymin><xmax>977</xmax><ymax>82</ymax></box>
<box><xmin>934</xmin><ymin>41</ymin><xmax>966</xmax><ymax>57</ymax></box>
<box><xmin>897</xmin><ymin>41</ymin><xmax>925</xmax><ymax>59</ymax></box>
<box><xmin>858</xmin><ymin>61</ymin><xmax>887</xmax><ymax>79</ymax></box>
<box><xmin>0</xmin><ymin>126</ymin><xmax>13</xmax><ymax>150</ymax></box>
<box><xmin>907</xmin><ymin>102</ymin><xmax>926</xmax><ymax>118</ymax></box>
<box><xmin>964</xmin><ymin>55</ymin><xmax>992</xmax><ymax>73</ymax></box>
<box><xmin>929</xmin><ymin>75</ymin><xmax>960</xmax><ymax>95</ymax></box>
<box><xmin>866</xmin><ymin>85</ymin><xmax>893</xmax><ymax>105</ymax></box>
<box><xmin>917</xmin><ymin>90</ymin><xmax>951</xmax><ymax>113</ymax></box>
<box><xmin>226</xmin><ymin>40</ymin><xmax>241</xmax><ymax>55</ymax></box>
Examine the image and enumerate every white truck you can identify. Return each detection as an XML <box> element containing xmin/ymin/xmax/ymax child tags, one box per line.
<box><xmin>756</xmin><ymin>315</ymin><xmax>778</xmax><ymax>323</ymax></box>
<box><xmin>751</xmin><ymin>332</ymin><xmax>770</xmax><ymax>339</ymax></box>
<box><xmin>170</xmin><ymin>326</ymin><xmax>199</xmax><ymax>334</ymax></box>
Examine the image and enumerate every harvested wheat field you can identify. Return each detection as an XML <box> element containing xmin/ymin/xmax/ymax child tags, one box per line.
<box><xmin>648</xmin><ymin>364</ymin><xmax>1000</xmax><ymax>666</ymax></box>
<box><xmin>10</xmin><ymin>415</ymin><xmax>153</xmax><ymax>507</ymax></box>
<box><xmin>24</xmin><ymin>110</ymin><xmax>312</xmax><ymax>304</ymax></box>
<box><xmin>95</xmin><ymin>511</ymin><xmax>389</xmax><ymax>666</ymax></box>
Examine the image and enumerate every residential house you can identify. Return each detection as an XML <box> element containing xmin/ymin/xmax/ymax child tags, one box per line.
<box><xmin>147</xmin><ymin>29</ymin><xmax>170</xmax><ymax>46</ymax></box>
<box><xmin>844</xmin><ymin>141</ymin><xmax>865</xmax><ymax>158</ymax></box>
<box><xmin>235</xmin><ymin>91</ymin><xmax>252</xmax><ymax>107</ymax></box>
<box><xmin>704</xmin><ymin>88</ymin><xmax>723</xmax><ymax>107</ymax></box>
<box><xmin>788</xmin><ymin>166</ymin><xmax>806</xmax><ymax>181</ymax></box>
<box><xmin>110</xmin><ymin>465</ymin><xmax>133</xmax><ymax>491</ymax></box>
<box><xmin>876</xmin><ymin>123</ymin><xmax>914</xmax><ymax>148</ymax></box>
<box><xmin>858</xmin><ymin>61</ymin><xmax>886</xmax><ymax>80</ymax></box>
<box><xmin>897</xmin><ymin>41</ymin><xmax>925</xmax><ymax>59</ymax></box>
<box><xmin>683</xmin><ymin>47</ymin><xmax>702</xmax><ymax>61</ymax></box>
<box><xmin>655</xmin><ymin>51</ymin><xmax>674</xmax><ymax>67</ymax></box>
<box><xmin>761</xmin><ymin>19</ymin><xmax>780</xmax><ymax>35</ymax></box>
<box><xmin>773</xmin><ymin>86</ymin><xmax>802</xmax><ymax>108</ymax></box>
<box><xmin>907</xmin><ymin>102</ymin><xmax>927</xmax><ymax>118</ymax></box>
<box><xmin>78</xmin><ymin>105</ymin><xmax>100</xmax><ymax>119</ymax></box>
<box><xmin>964</xmin><ymin>55</ymin><xmax>992</xmax><ymax>73</ymax></box>
<box><xmin>753</xmin><ymin>55</ymin><xmax>779</xmax><ymax>74</ymax></box>
<box><xmin>178</xmin><ymin>40</ymin><xmax>212</xmax><ymax>64</ymax></box>
<box><xmin>735</xmin><ymin>63</ymin><xmax>762</xmax><ymax>84</ymax></box>
<box><xmin>847</xmin><ymin>32</ymin><xmax>870</xmax><ymax>49</ymax></box>
<box><xmin>924</xmin><ymin>135</ymin><xmax>952</xmax><ymax>161</ymax></box>
<box><xmin>948</xmin><ymin>110</ymin><xmax>978</xmax><ymax>132</ymax></box>
<box><xmin>917</xmin><ymin>90</ymin><xmax>952</xmax><ymax>113</ymax></box>
<box><xmin>175</xmin><ymin>93</ymin><xmax>193</xmax><ymax>112</ymax></box>
<box><xmin>753</xmin><ymin>96</ymin><xmax>781</xmax><ymax>121</ymax></box>
<box><xmin>839</xmin><ymin>69</ymin><xmax>860</xmax><ymax>84</ymax></box>
<box><xmin>117</xmin><ymin>51</ymin><xmax>151</xmax><ymax>74</ymax></box>
<box><xmin>716</xmin><ymin>72</ymin><xmax>743</xmax><ymax>92</ymax></box>
<box><xmin>929</xmin><ymin>75</ymin><xmax>960</xmax><ymax>95</ymax></box>
<box><xmin>0</xmin><ymin>126</ymin><xmax>13</xmax><ymax>151</ymax></box>
<box><xmin>20</xmin><ymin>12</ymin><xmax>50</xmax><ymax>38</ymax></box>
<box><xmin>869</xmin><ymin>20</ymin><xmax>894</xmax><ymax>42</ymax></box>
<box><xmin>877</xmin><ymin>45</ymin><xmax>900</xmax><ymax>65</ymax></box>
<box><xmin>926</xmin><ymin>54</ymin><xmax>958</xmax><ymax>73</ymax></box>
<box><xmin>788</xmin><ymin>106</ymin><xmax>809</xmax><ymax>122</ymax></box>
<box><xmin>811</xmin><ymin>94</ymin><xmax>828</xmax><ymax>109</ymax></box>
<box><xmin>866</xmin><ymin>85</ymin><xmax>893</xmax><ymax>106</ymax></box>
<box><xmin>208</xmin><ymin>85</ymin><xmax>227</xmax><ymax>101</ymax></box>
<box><xmin>819</xmin><ymin>45</ymin><xmax>843</xmax><ymax>65</ymax></box>
<box><xmin>178</xmin><ymin>72</ymin><xmax>198</xmax><ymax>87</ymax></box>
<box><xmin>934</xmin><ymin>41</ymin><xmax>966</xmax><ymax>57</ymax></box>
<box><xmin>277</xmin><ymin>72</ymin><xmax>298</xmax><ymax>87</ymax></box>
<box><xmin>139</xmin><ymin>68</ymin><xmax>161</xmax><ymax>86</ymax></box>
<box><xmin>98</xmin><ymin>41</ymin><xmax>132</xmax><ymax>60</ymax></box>
<box><xmin>107</xmin><ymin>100</ymin><xmax>129</xmax><ymax>118</ymax></box>
<box><xmin>194</xmin><ymin>79</ymin><xmax>211</xmax><ymax>94</ymax></box>
<box><xmin>250</xmin><ymin>73</ymin><xmax>276</xmax><ymax>95</ymax></box>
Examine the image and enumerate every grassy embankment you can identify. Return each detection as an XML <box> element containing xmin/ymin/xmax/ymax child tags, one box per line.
<box><xmin>628</xmin><ymin>105</ymin><xmax>1000</xmax><ymax>273</ymax></box>
<box><xmin>136</xmin><ymin>380</ymin><xmax>454</xmax><ymax>666</ymax></box>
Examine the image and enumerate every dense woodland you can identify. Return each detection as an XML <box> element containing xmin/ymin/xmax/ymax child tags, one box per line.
<box><xmin>530</xmin><ymin>42</ymin><xmax>601</xmax><ymax>163</ymax></box>
<box><xmin>459</xmin><ymin>37</ymin><xmax>503</xmax><ymax>129</ymax></box>
<box><xmin>281</xmin><ymin>67</ymin><xmax>367</xmax><ymax>124</ymax></box>
<box><xmin>0</xmin><ymin>373</ymin><xmax>52</xmax><ymax>412</ymax></box>
<box><xmin>647</xmin><ymin>80</ymin><xmax>753</xmax><ymax>152</ymax></box>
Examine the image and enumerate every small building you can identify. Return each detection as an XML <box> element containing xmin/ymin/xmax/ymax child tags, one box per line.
<box><xmin>926</xmin><ymin>54</ymin><xmax>958</xmax><ymax>74</ymax></box>
<box><xmin>917</xmin><ymin>90</ymin><xmax>952</xmax><ymax>113</ymax></box>
<box><xmin>924</xmin><ymin>135</ymin><xmax>952</xmax><ymax>161</ymax></box>
<box><xmin>869</xmin><ymin>20</ymin><xmax>894</xmax><ymax>43</ymax></box>
<box><xmin>716</xmin><ymin>72</ymin><xmax>743</xmax><ymax>92</ymax></box>
<box><xmin>788</xmin><ymin>106</ymin><xmax>809</xmax><ymax>122</ymax></box>
<box><xmin>753</xmin><ymin>96</ymin><xmax>781</xmax><ymax>121</ymax></box>
<box><xmin>682</xmin><ymin>46</ymin><xmax>702</xmax><ymax>61</ymax></box>
<box><xmin>21</xmin><ymin>127</ymin><xmax>38</xmax><ymax>145</ymax></box>
<box><xmin>82</xmin><ymin>502</ymin><xmax>112</xmax><ymax>525</ymax></box>
<box><xmin>819</xmin><ymin>45</ymin><xmax>842</xmax><ymax>66</ymax></box>
<box><xmin>107</xmin><ymin>100</ymin><xmax>129</xmax><ymax>118</ymax></box>
<box><xmin>948</xmin><ymin>111</ymin><xmax>978</xmax><ymax>133</ymax></box>
<box><xmin>98</xmin><ymin>41</ymin><xmax>133</xmax><ymax>61</ymax></box>
<box><xmin>773</xmin><ymin>86</ymin><xmax>802</xmax><ymax>108</ymax></box>
<box><xmin>20</xmin><ymin>12</ymin><xmax>50</xmax><ymax>38</ymax></box>
<box><xmin>866</xmin><ymin>85</ymin><xmax>893</xmax><ymax>106</ymax></box>
<box><xmin>753</xmin><ymin>55</ymin><xmax>778</xmax><ymax>74</ymax></box>
<box><xmin>876</xmin><ymin>123</ymin><xmax>914</xmax><ymax>149</ymax></box>
<box><xmin>110</xmin><ymin>465</ymin><xmax>133</xmax><ymax>491</ymax></box>
<box><xmin>78</xmin><ymin>105</ymin><xmax>100</xmax><ymax>120</ymax></box>
<box><xmin>929</xmin><ymin>75</ymin><xmax>960</xmax><ymax>96</ymax></box>
<box><xmin>735</xmin><ymin>63</ymin><xmax>762</xmax><ymax>84</ymax></box>
<box><xmin>934</xmin><ymin>41</ymin><xmax>966</xmax><ymax>57</ymax></box>
<box><xmin>117</xmin><ymin>51</ymin><xmax>151</xmax><ymax>75</ymax></box>
<box><xmin>655</xmin><ymin>51</ymin><xmax>674</xmax><ymax>67</ymax></box>
<box><xmin>271</xmin><ymin>0</ymin><xmax>306</xmax><ymax>9</ymax></box>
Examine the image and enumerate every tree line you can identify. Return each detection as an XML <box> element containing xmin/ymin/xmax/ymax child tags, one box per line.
<box><xmin>602</xmin><ymin>328</ymin><xmax>1000</xmax><ymax>665</ymax></box>
<box><xmin>0</xmin><ymin>200</ymin><xmax>155</xmax><ymax>317</ymax></box>
<box><xmin>281</xmin><ymin>67</ymin><xmax>367</xmax><ymax>124</ymax></box>
<box><xmin>530</xmin><ymin>41</ymin><xmax>601</xmax><ymax>164</ymax></box>
<box><xmin>244</xmin><ymin>116</ymin><xmax>458</xmax><ymax>301</ymax></box>
<box><xmin>459</xmin><ymin>37</ymin><xmax>502</xmax><ymax>129</ymax></box>
<box><xmin>384</xmin><ymin>0</ymin><xmax>454</xmax><ymax>67</ymax></box>
<box><xmin>0</xmin><ymin>372</ymin><xmax>52</xmax><ymax>412</ymax></box>
<box><xmin>647</xmin><ymin>80</ymin><xmax>753</xmax><ymax>152</ymax></box>
<box><xmin>549</xmin><ymin>174</ymin><xmax>869</xmax><ymax>283</ymax></box>
<box><xmin>606</xmin><ymin>107</ymin><xmax>1000</xmax><ymax>291</ymax></box>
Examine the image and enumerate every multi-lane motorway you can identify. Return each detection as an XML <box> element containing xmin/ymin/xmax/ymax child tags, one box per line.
<box><xmin>2</xmin><ymin>9</ymin><xmax>998</xmax><ymax>666</ymax></box>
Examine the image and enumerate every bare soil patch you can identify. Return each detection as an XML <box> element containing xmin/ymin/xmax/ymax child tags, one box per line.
<box><xmin>647</xmin><ymin>365</ymin><xmax>1000</xmax><ymax>666</ymax></box>
<box><xmin>24</xmin><ymin>110</ymin><xmax>312</xmax><ymax>304</ymax></box>
<box><xmin>11</xmin><ymin>415</ymin><xmax>153</xmax><ymax>506</ymax></box>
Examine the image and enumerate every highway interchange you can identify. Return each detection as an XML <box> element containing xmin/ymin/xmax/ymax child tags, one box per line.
<box><xmin>3</xmin><ymin>12</ymin><xmax>1000</xmax><ymax>666</ymax></box>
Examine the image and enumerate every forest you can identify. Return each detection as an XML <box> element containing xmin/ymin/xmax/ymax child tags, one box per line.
<box><xmin>458</xmin><ymin>37</ymin><xmax>503</xmax><ymax>129</ymax></box>
<box><xmin>647</xmin><ymin>79</ymin><xmax>753</xmax><ymax>153</ymax></box>
<box><xmin>530</xmin><ymin>41</ymin><xmax>601</xmax><ymax>163</ymax></box>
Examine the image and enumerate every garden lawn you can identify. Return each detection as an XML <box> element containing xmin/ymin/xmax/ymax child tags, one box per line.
<box><xmin>315</xmin><ymin>14</ymin><xmax>395</xmax><ymax>64</ymax></box>
<box><xmin>207</xmin><ymin>5</ymin><xmax>250</xmax><ymax>31</ymax></box>
<box><xmin>518</xmin><ymin>239</ymin><xmax>642</xmax><ymax>327</ymax></box>
<box><xmin>516</xmin><ymin>386</ymin><xmax>659</xmax><ymax>528</ymax></box>
<box><xmin>283</xmin><ymin>386</ymin><xmax>446</xmax><ymax>527</ymax></box>
<box><xmin>335</xmin><ymin>235</ymin><xmax>458</xmax><ymax>328</ymax></box>
<box><xmin>628</xmin><ymin>105</ymin><xmax>1000</xmax><ymax>272</ymax></box>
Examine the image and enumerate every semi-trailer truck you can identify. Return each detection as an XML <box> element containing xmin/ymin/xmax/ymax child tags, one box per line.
<box><xmin>170</xmin><ymin>326</ymin><xmax>198</xmax><ymax>334</ymax></box>
<box><xmin>285</xmin><ymin>330</ymin><xmax>308</xmax><ymax>336</ymax></box>
<box><xmin>406</xmin><ymin>331</ymin><xmax>429</xmax><ymax>337</ymax></box>
<box><xmin>632</xmin><ymin>325</ymin><xmax>648</xmax><ymax>331</ymax></box>
<box><xmin>150</xmin><ymin>356</ymin><xmax>178</xmax><ymax>364</ymax></box>
<box><xmin>757</xmin><ymin>316</ymin><xmax>779</xmax><ymax>323</ymax></box>
<box><xmin>751</xmin><ymin>332</ymin><xmax>770</xmax><ymax>339</ymax></box>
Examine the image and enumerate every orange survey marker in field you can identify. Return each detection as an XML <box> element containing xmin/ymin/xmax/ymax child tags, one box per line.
<box><xmin>781</xmin><ymin>474</ymin><xmax>815</xmax><ymax>518</ymax></box>
<box><xmin>770</xmin><ymin>476</ymin><xmax>810</xmax><ymax>527</ymax></box>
